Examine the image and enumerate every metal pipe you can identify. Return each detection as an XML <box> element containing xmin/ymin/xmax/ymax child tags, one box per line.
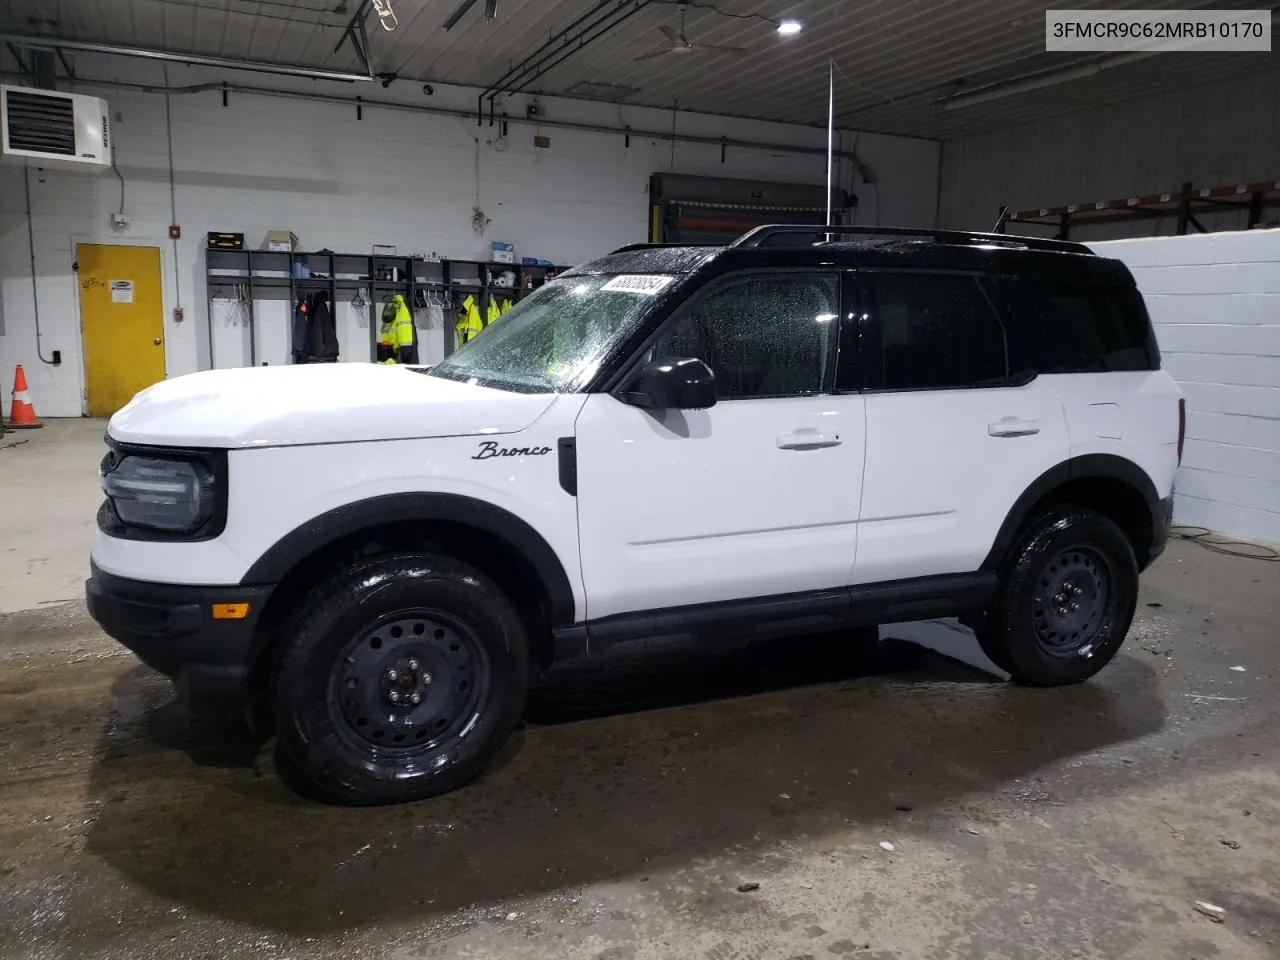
<box><xmin>484</xmin><ymin>0</ymin><xmax>641</xmax><ymax>103</ymax></box>
<box><xmin>23</xmin><ymin>166</ymin><xmax>58</xmax><ymax>365</ymax></box>
<box><xmin>443</xmin><ymin>0</ymin><xmax>482</xmax><ymax>31</ymax></box>
<box><xmin>0</xmin><ymin>33</ymin><xmax>377</xmax><ymax>83</ymax></box>
<box><xmin>8</xmin><ymin>70</ymin><xmax>865</xmax><ymax>163</ymax></box>
<box><xmin>506</xmin><ymin>1</ymin><xmax>650</xmax><ymax>98</ymax></box>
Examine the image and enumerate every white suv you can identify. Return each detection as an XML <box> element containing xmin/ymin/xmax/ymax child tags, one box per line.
<box><xmin>87</xmin><ymin>225</ymin><xmax>1183</xmax><ymax>805</ymax></box>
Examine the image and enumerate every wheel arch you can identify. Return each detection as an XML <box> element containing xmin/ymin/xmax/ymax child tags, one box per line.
<box><xmin>981</xmin><ymin>454</ymin><xmax>1160</xmax><ymax>573</ymax></box>
<box><xmin>238</xmin><ymin>494</ymin><xmax>577</xmax><ymax>709</ymax></box>
<box><xmin>243</xmin><ymin>493</ymin><xmax>575</xmax><ymax>618</ymax></box>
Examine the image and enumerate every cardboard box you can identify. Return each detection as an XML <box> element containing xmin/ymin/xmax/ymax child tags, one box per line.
<box><xmin>265</xmin><ymin>230</ymin><xmax>298</xmax><ymax>252</ymax></box>
<box><xmin>491</xmin><ymin>249</ymin><xmax>515</xmax><ymax>263</ymax></box>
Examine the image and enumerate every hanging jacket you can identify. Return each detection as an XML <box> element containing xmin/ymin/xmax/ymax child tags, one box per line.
<box><xmin>455</xmin><ymin>293</ymin><xmax>484</xmax><ymax>348</ymax></box>
<box><xmin>487</xmin><ymin>296</ymin><xmax>503</xmax><ymax>327</ymax></box>
<box><xmin>377</xmin><ymin>294</ymin><xmax>418</xmax><ymax>364</ymax></box>
<box><xmin>291</xmin><ymin>297</ymin><xmax>310</xmax><ymax>364</ymax></box>
<box><xmin>307</xmin><ymin>291</ymin><xmax>339</xmax><ymax>363</ymax></box>
<box><xmin>292</xmin><ymin>292</ymin><xmax>339</xmax><ymax>364</ymax></box>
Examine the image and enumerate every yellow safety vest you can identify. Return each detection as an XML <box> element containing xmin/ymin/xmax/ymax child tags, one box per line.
<box><xmin>378</xmin><ymin>294</ymin><xmax>415</xmax><ymax>364</ymax></box>
<box><xmin>456</xmin><ymin>294</ymin><xmax>484</xmax><ymax>347</ymax></box>
<box><xmin>487</xmin><ymin>296</ymin><xmax>502</xmax><ymax>325</ymax></box>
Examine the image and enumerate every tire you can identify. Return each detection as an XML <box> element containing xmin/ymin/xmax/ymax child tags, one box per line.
<box><xmin>274</xmin><ymin>552</ymin><xmax>528</xmax><ymax>805</ymax></box>
<box><xmin>977</xmin><ymin>506</ymin><xmax>1138</xmax><ymax>687</ymax></box>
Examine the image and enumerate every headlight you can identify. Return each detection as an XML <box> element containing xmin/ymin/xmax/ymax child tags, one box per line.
<box><xmin>101</xmin><ymin>456</ymin><xmax>216</xmax><ymax>532</ymax></box>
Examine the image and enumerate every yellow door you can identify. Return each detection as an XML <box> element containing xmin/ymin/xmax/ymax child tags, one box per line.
<box><xmin>77</xmin><ymin>243</ymin><xmax>166</xmax><ymax>416</ymax></box>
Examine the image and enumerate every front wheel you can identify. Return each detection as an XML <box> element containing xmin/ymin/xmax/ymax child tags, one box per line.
<box><xmin>977</xmin><ymin>506</ymin><xmax>1138</xmax><ymax>686</ymax></box>
<box><xmin>274</xmin><ymin>552</ymin><xmax>528</xmax><ymax>804</ymax></box>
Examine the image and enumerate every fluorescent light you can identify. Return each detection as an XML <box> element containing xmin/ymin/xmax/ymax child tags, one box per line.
<box><xmin>777</xmin><ymin>19</ymin><xmax>803</xmax><ymax>35</ymax></box>
<box><xmin>943</xmin><ymin>51</ymin><xmax>1156</xmax><ymax>111</ymax></box>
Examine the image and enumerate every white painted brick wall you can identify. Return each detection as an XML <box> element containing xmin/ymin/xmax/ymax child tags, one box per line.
<box><xmin>1090</xmin><ymin>229</ymin><xmax>1280</xmax><ymax>543</ymax></box>
<box><xmin>0</xmin><ymin>57</ymin><xmax>941</xmax><ymax>417</ymax></box>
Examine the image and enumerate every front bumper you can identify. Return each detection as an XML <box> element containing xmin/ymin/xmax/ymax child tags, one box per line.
<box><xmin>86</xmin><ymin>564</ymin><xmax>273</xmax><ymax>708</ymax></box>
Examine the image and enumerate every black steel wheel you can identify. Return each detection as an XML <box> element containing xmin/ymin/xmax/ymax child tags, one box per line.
<box><xmin>274</xmin><ymin>552</ymin><xmax>527</xmax><ymax>805</ymax></box>
<box><xmin>1030</xmin><ymin>547</ymin><xmax>1112</xmax><ymax>659</ymax></box>
<box><xmin>331</xmin><ymin>612</ymin><xmax>489</xmax><ymax>755</ymax></box>
<box><xmin>977</xmin><ymin>506</ymin><xmax>1138</xmax><ymax>686</ymax></box>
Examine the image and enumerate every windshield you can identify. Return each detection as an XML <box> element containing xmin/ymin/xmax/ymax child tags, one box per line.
<box><xmin>429</xmin><ymin>274</ymin><xmax>672</xmax><ymax>393</ymax></box>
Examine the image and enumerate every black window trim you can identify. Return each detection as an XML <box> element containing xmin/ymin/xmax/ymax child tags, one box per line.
<box><xmin>851</xmin><ymin>266</ymin><xmax>1037</xmax><ymax>396</ymax></box>
<box><xmin>607</xmin><ymin>265</ymin><xmax>850</xmax><ymax>404</ymax></box>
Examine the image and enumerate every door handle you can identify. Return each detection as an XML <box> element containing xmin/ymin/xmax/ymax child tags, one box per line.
<box><xmin>988</xmin><ymin>418</ymin><xmax>1040</xmax><ymax>437</ymax></box>
<box><xmin>777</xmin><ymin>429</ymin><xmax>842</xmax><ymax>450</ymax></box>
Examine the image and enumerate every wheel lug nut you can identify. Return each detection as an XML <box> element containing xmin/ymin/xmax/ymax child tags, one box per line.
<box><xmin>410</xmin><ymin>693</ymin><xmax>421</xmax><ymax>705</ymax></box>
<box><xmin>422</xmin><ymin>672</ymin><xmax>433</xmax><ymax>685</ymax></box>
<box><xmin>407</xmin><ymin>659</ymin><xmax>419</xmax><ymax>671</ymax></box>
<box><xmin>387</xmin><ymin>669</ymin><xmax>398</xmax><ymax>681</ymax></box>
<box><xmin>1069</xmin><ymin>602</ymin><xmax>1079</xmax><ymax>611</ymax></box>
<box><xmin>389</xmin><ymin>691</ymin><xmax>400</xmax><ymax>703</ymax></box>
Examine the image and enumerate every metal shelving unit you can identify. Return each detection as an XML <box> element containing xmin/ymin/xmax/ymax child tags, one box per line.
<box><xmin>204</xmin><ymin>248</ymin><xmax>569</xmax><ymax>368</ymax></box>
<box><xmin>995</xmin><ymin>178</ymin><xmax>1280</xmax><ymax>240</ymax></box>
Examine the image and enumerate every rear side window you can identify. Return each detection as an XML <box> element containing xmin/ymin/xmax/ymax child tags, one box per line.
<box><xmin>996</xmin><ymin>279</ymin><xmax>1159</xmax><ymax>374</ymax></box>
<box><xmin>860</xmin><ymin>272</ymin><xmax>1009</xmax><ymax>391</ymax></box>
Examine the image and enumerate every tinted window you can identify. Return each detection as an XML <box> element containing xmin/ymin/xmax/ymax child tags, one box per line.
<box><xmin>996</xmin><ymin>279</ymin><xmax>1158</xmax><ymax>374</ymax></box>
<box><xmin>863</xmin><ymin>272</ymin><xmax>1008</xmax><ymax>390</ymax></box>
<box><xmin>652</xmin><ymin>274</ymin><xmax>838</xmax><ymax>399</ymax></box>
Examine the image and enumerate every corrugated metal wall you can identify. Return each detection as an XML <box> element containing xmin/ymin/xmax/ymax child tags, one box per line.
<box><xmin>938</xmin><ymin>71</ymin><xmax>1280</xmax><ymax>240</ymax></box>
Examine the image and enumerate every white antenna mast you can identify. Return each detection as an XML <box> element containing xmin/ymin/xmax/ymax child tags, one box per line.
<box><xmin>825</xmin><ymin>59</ymin><xmax>835</xmax><ymax>233</ymax></box>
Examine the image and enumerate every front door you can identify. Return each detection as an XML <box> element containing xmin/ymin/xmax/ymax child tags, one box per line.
<box><xmin>77</xmin><ymin>243</ymin><xmax>166</xmax><ymax>416</ymax></box>
<box><xmin>574</xmin><ymin>270</ymin><xmax>866</xmax><ymax>621</ymax></box>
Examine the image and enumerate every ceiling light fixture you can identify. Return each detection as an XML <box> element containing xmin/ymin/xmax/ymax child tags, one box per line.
<box><xmin>777</xmin><ymin>19</ymin><xmax>803</xmax><ymax>35</ymax></box>
<box><xmin>942</xmin><ymin>51</ymin><xmax>1155</xmax><ymax>111</ymax></box>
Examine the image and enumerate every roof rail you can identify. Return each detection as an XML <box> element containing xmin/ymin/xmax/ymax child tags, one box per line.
<box><xmin>730</xmin><ymin>224</ymin><xmax>1094</xmax><ymax>255</ymax></box>
<box><xmin>609</xmin><ymin>242</ymin><xmax>719</xmax><ymax>254</ymax></box>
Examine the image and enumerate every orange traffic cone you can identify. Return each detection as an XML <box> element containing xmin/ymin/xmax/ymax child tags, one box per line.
<box><xmin>7</xmin><ymin>364</ymin><xmax>43</xmax><ymax>429</ymax></box>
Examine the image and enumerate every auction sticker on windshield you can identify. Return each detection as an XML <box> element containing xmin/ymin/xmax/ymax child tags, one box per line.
<box><xmin>601</xmin><ymin>275</ymin><xmax>675</xmax><ymax>295</ymax></box>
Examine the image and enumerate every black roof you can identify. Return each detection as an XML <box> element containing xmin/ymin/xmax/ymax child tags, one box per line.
<box><xmin>568</xmin><ymin>226</ymin><xmax>1131</xmax><ymax>286</ymax></box>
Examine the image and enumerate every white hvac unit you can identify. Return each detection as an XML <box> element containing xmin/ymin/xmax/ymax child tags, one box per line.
<box><xmin>0</xmin><ymin>85</ymin><xmax>111</xmax><ymax>172</ymax></box>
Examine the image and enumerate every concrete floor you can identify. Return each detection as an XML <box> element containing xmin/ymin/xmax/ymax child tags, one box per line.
<box><xmin>1</xmin><ymin>422</ymin><xmax>1278</xmax><ymax>959</ymax></box>
<box><xmin>0</xmin><ymin>418</ymin><xmax>105</xmax><ymax>613</ymax></box>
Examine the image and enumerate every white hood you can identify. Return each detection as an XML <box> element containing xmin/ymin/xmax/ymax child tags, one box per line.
<box><xmin>108</xmin><ymin>364</ymin><xmax>558</xmax><ymax>449</ymax></box>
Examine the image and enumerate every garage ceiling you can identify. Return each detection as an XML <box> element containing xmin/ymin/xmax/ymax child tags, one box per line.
<box><xmin>2</xmin><ymin>0</ymin><xmax>1277</xmax><ymax>139</ymax></box>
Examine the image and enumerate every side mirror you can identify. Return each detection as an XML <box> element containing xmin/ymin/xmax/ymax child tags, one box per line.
<box><xmin>620</xmin><ymin>357</ymin><xmax>718</xmax><ymax>410</ymax></box>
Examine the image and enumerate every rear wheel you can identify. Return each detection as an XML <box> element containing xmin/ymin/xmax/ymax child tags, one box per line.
<box><xmin>274</xmin><ymin>552</ymin><xmax>528</xmax><ymax>804</ymax></box>
<box><xmin>977</xmin><ymin>506</ymin><xmax>1138</xmax><ymax>686</ymax></box>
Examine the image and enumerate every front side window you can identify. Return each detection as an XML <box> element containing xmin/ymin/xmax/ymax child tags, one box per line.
<box><xmin>430</xmin><ymin>275</ymin><xmax>671</xmax><ymax>393</ymax></box>
<box><xmin>863</xmin><ymin>272</ymin><xmax>1008</xmax><ymax>390</ymax></box>
<box><xmin>651</xmin><ymin>273</ymin><xmax>839</xmax><ymax>400</ymax></box>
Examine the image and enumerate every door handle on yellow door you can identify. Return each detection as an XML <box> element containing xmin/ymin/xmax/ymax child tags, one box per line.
<box><xmin>153</xmin><ymin>337</ymin><xmax>163</xmax><ymax>345</ymax></box>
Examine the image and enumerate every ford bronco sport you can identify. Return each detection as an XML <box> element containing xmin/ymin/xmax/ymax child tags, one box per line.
<box><xmin>87</xmin><ymin>225</ymin><xmax>1183</xmax><ymax>805</ymax></box>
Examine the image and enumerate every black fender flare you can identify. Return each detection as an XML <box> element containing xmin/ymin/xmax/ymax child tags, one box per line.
<box><xmin>980</xmin><ymin>454</ymin><xmax>1159</xmax><ymax>572</ymax></box>
<box><xmin>239</xmin><ymin>493</ymin><xmax>576</xmax><ymax>626</ymax></box>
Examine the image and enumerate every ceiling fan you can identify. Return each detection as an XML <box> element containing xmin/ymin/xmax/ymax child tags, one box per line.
<box><xmin>633</xmin><ymin>3</ymin><xmax>745</xmax><ymax>61</ymax></box>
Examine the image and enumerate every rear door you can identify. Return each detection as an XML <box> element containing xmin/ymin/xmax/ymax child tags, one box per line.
<box><xmin>849</xmin><ymin>269</ymin><xmax>1070</xmax><ymax>585</ymax></box>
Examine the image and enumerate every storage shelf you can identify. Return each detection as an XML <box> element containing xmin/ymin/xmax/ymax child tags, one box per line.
<box><xmin>204</xmin><ymin>246</ymin><xmax>571</xmax><ymax>368</ymax></box>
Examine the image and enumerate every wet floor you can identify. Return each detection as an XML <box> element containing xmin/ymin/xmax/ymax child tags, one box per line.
<box><xmin>2</xmin><ymin>538</ymin><xmax>1278</xmax><ymax>960</ymax></box>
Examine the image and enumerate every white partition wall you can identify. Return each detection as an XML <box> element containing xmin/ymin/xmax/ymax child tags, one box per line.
<box><xmin>1089</xmin><ymin>230</ymin><xmax>1280</xmax><ymax>543</ymax></box>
